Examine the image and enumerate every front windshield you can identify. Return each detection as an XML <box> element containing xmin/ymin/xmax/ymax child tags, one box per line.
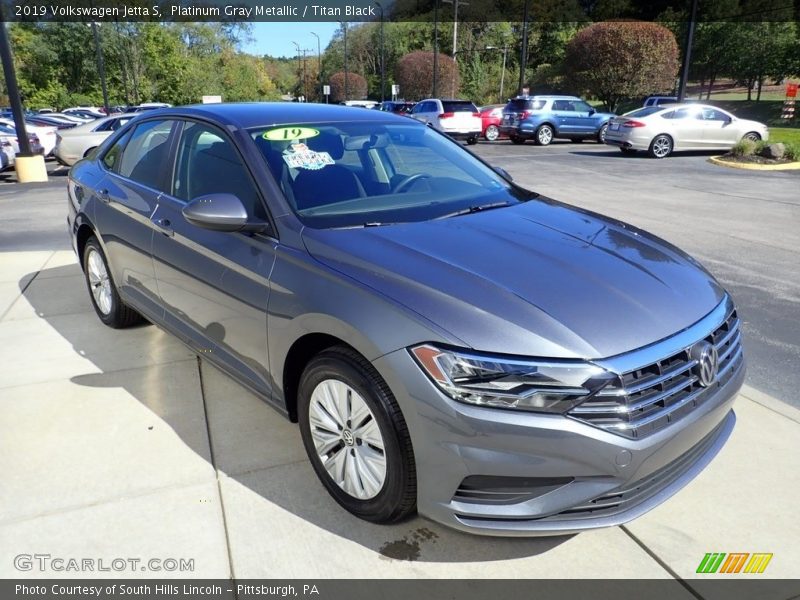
<box><xmin>250</xmin><ymin>121</ymin><xmax>531</xmax><ymax>228</ymax></box>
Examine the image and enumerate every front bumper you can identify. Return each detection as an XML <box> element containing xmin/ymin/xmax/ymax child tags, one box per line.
<box><xmin>372</xmin><ymin>346</ymin><xmax>743</xmax><ymax>536</ymax></box>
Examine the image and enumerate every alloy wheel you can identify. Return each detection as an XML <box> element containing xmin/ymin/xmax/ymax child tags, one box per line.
<box><xmin>651</xmin><ymin>136</ymin><xmax>672</xmax><ymax>158</ymax></box>
<box><xmin>86</xmin><ymin>248</ymin><xmax>113</xmax><ymax>315</ymax></box>
<box><xmin>485</xmin><ymin>125</ymin><xmax>499</xmax><ymax>142</ymax></box>
<box><xmin>308</xmin><ymin>378</ymin><xmax>387</xmax><ymax>500</ymax></box>
<box><xmin>537</xmin><ymin>125</ymin><xmax>553</xmax><ymax>145</ymax></box>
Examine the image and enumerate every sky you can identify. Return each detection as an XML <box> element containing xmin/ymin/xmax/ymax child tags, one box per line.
<box><xmin>241</xmin><ymin>22</ymin><xmax>340</xmax><ymax>58</ymax></box>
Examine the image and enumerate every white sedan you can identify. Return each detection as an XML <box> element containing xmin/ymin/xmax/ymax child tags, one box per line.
<box><xmin>0</xmin><ymin>118</ymin><xmax>58</xmax><ymax>156</ymax></box>
<box><xmin>54</xmin><ymin>113</ymin><xmax>136</xmax><ymax>166</ymax></box>
<box><xmin>605</xmin><ymin>103</ymin><xmax>769</xmax><ymax>158</ymax></box>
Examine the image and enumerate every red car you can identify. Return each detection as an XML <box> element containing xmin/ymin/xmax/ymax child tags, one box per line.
<box><xmin>479</xmin><ymin>104</ymin><xmax>506</xmax><ymax>141</ymax></box>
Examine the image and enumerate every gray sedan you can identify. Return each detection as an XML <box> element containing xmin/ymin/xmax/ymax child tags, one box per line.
<box><xmin>68</xmin><ymin>103</ymin><xmax>743</xmax><ymax>536</ymax></box>
<box><xmin>605</xmin><ymin>103</ymin><xmax>768</xmax><ymax>158</ymax></box>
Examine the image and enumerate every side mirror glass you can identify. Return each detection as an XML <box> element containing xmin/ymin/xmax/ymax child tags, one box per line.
<box><xmin>588</xmin><ymin>108</ymin><xmax>596</xmax><ymax>115</ymax></box>
<box><xmin>182</xmin><ymin>193</ymin><xmax>252</xmax><ymax>232</ymax></box>
<box><xmin>493</xmin><ymin>166</ymin><xmax>513</xmax><ymax>181</ymax></box>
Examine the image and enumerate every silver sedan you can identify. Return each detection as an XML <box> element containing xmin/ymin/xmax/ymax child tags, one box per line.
<box><xmin>605</xmin><ymin>103</ymin><xmax>769</xmax><ymax>158</ymax></box>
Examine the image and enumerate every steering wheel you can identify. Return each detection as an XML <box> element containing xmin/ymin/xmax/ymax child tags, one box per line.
<box><xmin>392</xmin><ymin>173</ymin><xmax>433</xmax><ymax>193</ymax></box>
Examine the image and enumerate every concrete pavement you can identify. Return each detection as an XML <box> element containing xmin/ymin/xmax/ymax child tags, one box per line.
<box><xmin>0</xmin><ymin>152</ymin><xmax>798</xmax><ymax>588</ymax></box>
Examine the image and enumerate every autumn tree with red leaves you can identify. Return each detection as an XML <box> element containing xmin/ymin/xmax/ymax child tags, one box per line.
<box><xmin>329</xmin><ymin>71</ymin><xmax>368</xmax><ymax>102</ymax></box>
<box><xmin>565</xmin><ymin>22</ymin><xmax>679</xmax><ymax>112</ymax></box>
<box><xmin>395</xmin><ymin>51</ymin><xmax>460</xmax><ymax>100</ymax></box>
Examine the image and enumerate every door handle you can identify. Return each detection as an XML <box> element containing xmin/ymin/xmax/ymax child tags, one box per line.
<box><xmin>153</xmin><ymin>217</ymin><xmax>174</xmax><ymax>237</ymax></box>
<box><xmin>97</xmin><ymin>189</ymin><xmax>110</xmax><ymax>203</ymax></box>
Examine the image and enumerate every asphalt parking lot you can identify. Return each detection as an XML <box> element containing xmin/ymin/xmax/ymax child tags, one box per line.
<box><xmin>0</xmin><ymin>148</ymin><xmax>798</xmax><ymax>588</ymax></box>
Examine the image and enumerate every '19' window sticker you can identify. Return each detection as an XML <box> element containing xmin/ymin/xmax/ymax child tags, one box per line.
<box><xmin>263</xmin><ymin>127</ymin><xmax>320</xmax><ymax>141</ymax></box>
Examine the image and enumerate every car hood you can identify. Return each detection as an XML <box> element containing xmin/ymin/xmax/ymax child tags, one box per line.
<box><xmin>301</xmin><ymin>199</ymin><xmax>724</xmax><ymax>359</ymax></box>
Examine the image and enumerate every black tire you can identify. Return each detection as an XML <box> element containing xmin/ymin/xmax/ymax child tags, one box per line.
<box><xmin>466</xmin><ymin>135</ymin><xmax>478</xmax><ymax>145</ymax></box>
<box><xmin>82</xmin><ymin>236</ymin><xmax>144</xmax><ymax>328</ymax></box>
<box><xmin>298</xmin><ymin>345</ymin><xmax>417</xmax><ymax>523</ymax></box>
<box><xmin>648</xmin><ymin>134</ymin><xmax>673</xmax><ymax>159</ymax></box>
<box><xmin>597</xmin><ymin>123</ymin><xmax>609</xmax><ymax>143</ymax></box>
<box><xmin>742</xmin><ymin>132</ymin><xmax>761</xmax><ymax>142</ymax></box>
<box><xmin>484</xmin><ymin>124</ymin><xmax>500</xmax><ymax>142</ymax></box>
<box><xmin>510</xmin><ymin>134</ymin><xmax>525</xmax><ymax>145</ymax></box>
<box><xmin>534</xmin><ymin>124</ymin><xmax>554</xmax><ymax>146</ymax></box>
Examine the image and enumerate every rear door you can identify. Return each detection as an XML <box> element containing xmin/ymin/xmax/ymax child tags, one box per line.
<box><xmin>151</xmin><ymin>120</ymin><xmax>276</xmax><ymax>396</ymax></box>
<box><xmin>94</xmin><ymin>118</ymin><xmax>177</xmax><ymax>320</ymax></box>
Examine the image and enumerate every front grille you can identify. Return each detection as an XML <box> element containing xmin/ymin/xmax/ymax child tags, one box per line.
<box><xmin>568</xmin><ymin>308</ymin><xmax>743</xmax><ymax>439</ymax></box>
<box><xmin>540</xmin><ymin>420</ymin><xmax>724</xmax><ymax>522</ymax></box>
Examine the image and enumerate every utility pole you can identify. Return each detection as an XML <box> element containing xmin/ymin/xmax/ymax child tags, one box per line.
<box><xmin>91</xmin><ymin>23</ymin><xmax>110</xmax><ymax>113</ymax></box>
<box><xmin>518</xmin><ymin>0</ymin><xmax>531</xmax><ymax>95</ymax></box>
<box><xmin>486</xmin><ymin>45</ymin><xmax>508</xmax><ymax>102</ymax></box>
<box><xmin>0</xmin><ymin>22</ymin><xmax>31</xmax><ymax>156</ymax></box>
<box><xmin>441</xmin><ymin>0</ymin><xmax>468</xmax><ymax>57</ymax></box>
<box><xmin>292</xmin><ymin>41</ymin><xmax>302</xmax><ymax>100</ymax></box>
<box><xmin>311</xmin><ymin>32</ymin><xmax>322</xmax><ymax>102</ymax></box>
<box><xmin>375</xmin><ymin>2</ymin><xmax>385</xmax><ymax>102</ymax></box>
<box><xmin>677</xmin><ymin>0</ymin><xmax>699</xmax><ymax>102</ymax></box>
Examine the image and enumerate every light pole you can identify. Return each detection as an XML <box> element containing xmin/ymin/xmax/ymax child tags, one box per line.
<box><xmin>486</xmin><ymin>45</ymin><xmax>508</xmax><ymax>102</ymax></box>
<box><xmin>338</xmin><ymin>21</ymin><xmax>349</xmax><ymax>102</ymax></box>
<box><xmin>433</xmin><ymin>0</ymin><xmax>439</xmax><ymax>97</ymax></box>
<box><xmin>311</xmin><ymin>31</ymin><xmax>322</xmax><ymax>102</ymax></box>
<box><xmin>519</xmin><ymin>0</ymin><xmax>530</xmax><ymax>95</ymax></box>
<box><xmin>374</xmin><ymin>2</ymin><xmax>385</xmax><ymax>102</ymax></box>
<box><xmin>677</xmin><ymin>0</ymin><xmax>699</xmax><ymax>102</ymax></box>
<box><xmin>90</xmin><ymin>23</ymin><xmax>110</xmax><ymax>113</ymax></box>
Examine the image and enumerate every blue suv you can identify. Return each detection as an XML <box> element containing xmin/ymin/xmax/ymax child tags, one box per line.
<box><xmin>500</xmin><ymin>95</ymin><xmax>616</xmax><ymax>145</ymax></box>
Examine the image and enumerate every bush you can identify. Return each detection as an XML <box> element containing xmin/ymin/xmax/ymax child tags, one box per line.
<box><xmin>395</xmin><ymin>52</ymin><xmax>459</xmax><ymax>101</ymax></box>
<box><xmin>564</xmin><ymin>22</ymin><xmax>679</xmax><ymax>112</ymax></box>
<box><xmin>784</xmin><ymin>142</ymin><xmax>800</xmax><ymax>161</ymax></box>
<box><xmin>730</xmin><ymin>139</ymin><xmax>757</xmax><ymax>157</ymax></box>
<box><xmin>329</xmin><ymin>72</ymin><xmax>368</xmax><ymax>103</ymax></box>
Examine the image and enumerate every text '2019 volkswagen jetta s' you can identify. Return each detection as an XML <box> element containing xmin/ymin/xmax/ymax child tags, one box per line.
<box><xmin>68</xmin><ymin>103</ymin><xmax>744</xmax><ymax>536</ymax></box>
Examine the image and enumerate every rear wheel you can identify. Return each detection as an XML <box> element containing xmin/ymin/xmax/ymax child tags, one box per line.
<box><xmin>534</xmin><ymin>124</ymin><xmax>554</xmax><ymax>146</ymax></box>
<box><xmin>298</xmin><ymin>346</ymin><xmax>417</xmax><ymax>523</ymax></box>
<box><xmin>82</xmin><ymin>237</ymin><xmax>143</xmax><ymax>328</ymax></box>
<box><xmin>648</xmin><ymin>134</ymin><xmax>673</xmax><ymax>159</ymax></box>
<box><xmin>484</xmin><ymin>125</ymin><xmax>500</xmax><ymax>142</ymax></box>
<box><xmin>510</xmin><ymin>134</ymin><xmax>525</xmax><ymax>145</ymax></box>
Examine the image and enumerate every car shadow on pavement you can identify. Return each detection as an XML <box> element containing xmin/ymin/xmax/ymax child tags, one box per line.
<box><xmin>569</xmin><ymin>149</ymin><xmax>726</xmax><ymax>159</ymax></box>
<box><xmin>21</xmin><ymin>265</ymin><xmax>573</xmax><ymax>565</ymax></box>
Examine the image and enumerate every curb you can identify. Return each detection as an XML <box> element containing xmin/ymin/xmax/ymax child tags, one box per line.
<box><xmin>708</xmin><ymin>156</ymin><xmax>800</xmax><ymax>171</ymax></box>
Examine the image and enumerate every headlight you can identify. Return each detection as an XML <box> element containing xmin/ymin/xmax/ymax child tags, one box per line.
<box><xmin>410</xmin><ymin>344</ymin><xmax>612</xmax><ymax>413</ymax></box>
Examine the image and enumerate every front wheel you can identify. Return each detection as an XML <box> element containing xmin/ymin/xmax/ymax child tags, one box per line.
<box><xmin>82</xmin><ymin>237</ymin><xmax>143</xmax><ymax>328</ymax></box>
<box><xmin>648</xmin><ymin>134</ymin><xmax>673</xmax><ymax>159</ymax></box>
<box><xmin>298</xmin><ymin>346</ymin><xmax>417</xmax><ymax>523</ymax></box>
<box><xmin>484</xmin><ymin>125</ymin><xmax>500</xmax><ymax>142</ymax></box>
<box><xmin>597</xmin><ymin>123</ymin><xmax>609</xmax><ymax>143</ymax></box>
<box><xmin>742</xmin><ymin>132</ymin><xmax>761</xmax><ymax>142</ymax></box>
<box><xmin>534</xmin><ymin>124</ymin><xmax>554</xmax><ymax>146</ymax></box>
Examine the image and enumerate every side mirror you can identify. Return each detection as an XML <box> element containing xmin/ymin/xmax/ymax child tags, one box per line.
<box><xmin>588</xmin><ymin>108</ymin><xmax>596</xmax><ymax>116</ymax></box>
<box><xmin>493</xmin><ymin>166</ymin><xmax>513</xmax><ymax>181</ymax></box>
<box><xmin>182</xmin><ymin>193</ymin><xmax>265</xmax><ymax>233</ymax></box>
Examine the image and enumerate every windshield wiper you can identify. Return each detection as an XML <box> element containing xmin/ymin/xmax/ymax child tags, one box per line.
<box><xmin>435</xmin><ymin>201</ymin><xmax>511</xmax><ymax>220</ymax></box>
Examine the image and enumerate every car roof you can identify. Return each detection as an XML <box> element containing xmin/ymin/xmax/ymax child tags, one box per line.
<box><xmin>144</xmin><ymin>102</ymin><xmax>418</xmax><ymax>129</ymax></box>
<box><xmin>512</xmin><ymin>95</ymin><xmax>580</xmax><ymax>100</ymax></box>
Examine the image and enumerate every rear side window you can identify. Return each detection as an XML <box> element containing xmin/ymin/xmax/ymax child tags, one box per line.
<box><xmin>442</xmin><ymin>101</ymin><xmax>478</xmax><ymax>113</ymax></box>
<box><xmin>506</xmin><ymin>99</ymin><xmax>546</xmax><ymax>111</ymax></box>
<box><xmin>552</xmin><ymin>100</ymin><xmax>575</xmax><ymax>111</ymax></box>
<box><xmin>118</xmin><ymin>120</ymin><xmax>175</xmax><ymax>190</ymax></box>
<box><xmin>172</xmin><ymin>121</ymin><xmax>266</xmax><ymax>219</ymax></box>
<box><xmin>625</xmin><ymin>107</ymin><xmax>664</xmax><ymax>119</ymax></box>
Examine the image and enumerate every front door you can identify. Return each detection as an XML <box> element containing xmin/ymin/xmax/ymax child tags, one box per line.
<box><xmin>151</xmin><ymin>120</ymin><xmax>276</xmax><ymax>396</ymax></box>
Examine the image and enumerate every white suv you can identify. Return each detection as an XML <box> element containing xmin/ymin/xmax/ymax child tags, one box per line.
<box><xmin>410</xmin><ymin>99</ymin><xmax>482</xmax><ymax>144</ymax></box>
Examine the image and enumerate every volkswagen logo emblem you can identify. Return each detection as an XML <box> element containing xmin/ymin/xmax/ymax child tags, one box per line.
<box><xmin>341</xmin><ymin>429</ymin><xmax>355</xmax><ymax>446</ymax></box>
<box><xmin>691</xmin><ymin>341</ymin><xmax>719</xmax><ymax>387</ymax></box>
